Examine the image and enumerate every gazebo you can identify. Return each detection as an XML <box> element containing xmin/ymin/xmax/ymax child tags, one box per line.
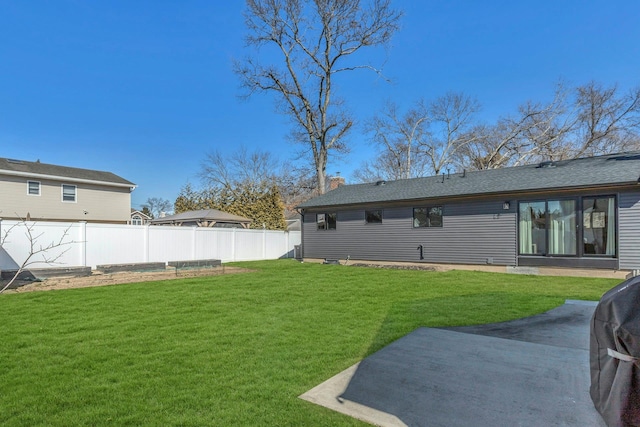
<box><xmin>149</xmin><ymin>209</ymin><xmax>252</xmax><ymax>228</ymax></box>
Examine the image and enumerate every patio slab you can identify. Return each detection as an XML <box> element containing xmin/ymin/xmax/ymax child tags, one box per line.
<box><xmin>300</xmin><ymin>301</ymin><xmax>605</xmax><ymax>427</ymax></box>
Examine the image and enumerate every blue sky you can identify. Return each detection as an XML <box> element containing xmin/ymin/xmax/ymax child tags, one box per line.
<box><xmin>1</xmin><ymin>1</ymin><xmax>638</xmax><ymax>209</ymax></box>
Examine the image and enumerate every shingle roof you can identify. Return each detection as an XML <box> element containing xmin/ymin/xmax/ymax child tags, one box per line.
<box><xmin>299</xmin><ymin>152</ymin><xmax>640</xmax><ymax>209</ymax></box>
<box><xmin>0</xmin><ymin>157</ymin><xmax>135</xmax><ymax>187</ymax></box>
<box><xmin>150</xmin><ymin>209</ymin><xmax>252</xmax><ymax>224</ymax></box>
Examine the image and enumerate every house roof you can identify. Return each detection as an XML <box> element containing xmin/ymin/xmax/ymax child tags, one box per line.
<box><xmin>0</xmin><ymin>157</ymin><xmax>135</xmax><ymax>189</ymax></box>
<box><xmin>130</xmin><ymin>209</ymin><xmax>152</xmax><ymax>220</ymax></box>
<box><xmin>149</xmin><ymin>209</ymin><xmax>252</xmax><ymax>224</ymax></box>
<box><xmin>298</xmin><ymin>152</ymin><xmax>640</xmax><ymax>209</ymax></box>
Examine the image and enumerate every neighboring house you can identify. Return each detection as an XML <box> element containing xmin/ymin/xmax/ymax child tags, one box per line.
<box><xmin>0</xmin><ymin>157</ymin><xmax>136</xmax><ymax>223</ymax></box>
<box><xmin>298</xmin><ymin>152</ymin><xmax>640</xmax><ymax>272</ymax></box>
<box><xmin>149</xmin><ymin>209</ymin><xmax>252</xmax><ymax>228</ymax></box>
<box><xmin>130</xmin><ymin>209</ymin><xmax>152</xmax><ymax>225</ymax></box>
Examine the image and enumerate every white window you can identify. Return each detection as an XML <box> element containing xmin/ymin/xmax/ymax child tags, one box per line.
<box><xmin>132</xmin><ymin>215</ymin><xmax>142</xmax><ymax>225</ymax></box>
<box><xmin>27</xmin><ymin>181</ymin><xmax>40</xmax><ymax>196</ymax></box>
<box><xmin>62</xmin><ymin>184</ymin><xmax>77</xmax><ymax>202</ymax></box>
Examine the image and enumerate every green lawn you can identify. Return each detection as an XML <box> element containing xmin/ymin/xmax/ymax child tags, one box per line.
<box><xmin>0</xmin><ymin>260</ymin><xmax>619</xmax><ymax>426</ymax></box>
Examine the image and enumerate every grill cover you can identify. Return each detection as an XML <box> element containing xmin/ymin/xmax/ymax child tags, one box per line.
<box><xmin>590</xmin><ymin>275</ymin><xmax>640</xmax><ymax>427</ymax></box>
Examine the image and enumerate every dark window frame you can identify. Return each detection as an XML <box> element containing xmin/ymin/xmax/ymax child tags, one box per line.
<box><xmin>517</xmin><ymin>195</ymin><xmax>617</xmax><ymax>259</ymax></box>
<box><xmin>582</xmin><ymin>195</ymin><xmax>617</xmax><ymax>258</ymax></box>
<box><xmin>365</xmin><ymin>209</ymin><xmax>383</xmax><ymax>224</ymax></box>
<box><xmin>316</xmin><ymin>212</ymin><xmax>337</xmax><ymax>230</ymax></box>
<box><xmin>413</xmin><ymin>206</ymin><xmax>443</xmax><ymax>228</ymax></box>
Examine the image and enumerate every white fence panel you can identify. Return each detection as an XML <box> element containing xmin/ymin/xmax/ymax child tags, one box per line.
<box><xmin>85</xmin><ymin>223</ymin><xmax>147</xmax><ymax>266</ymax></box>
<box><xmin>0</xmin><ymin>220</ymin><xmax>83</xmax><ymax>269</ymax></box>
<box><xmin>233</xmin><ymin>229</ymin><xmax>265</xmax><ymax>261</ymax></box>
<box><xmin>0</xmin><ymin>220</ymin><xmax>301</xmax><ymax>270</ymax></box>
<box><xmin>194</xmin><ymin>228</ymin><xmax>235</xmax><ymax>261</ymax></box>
<box><xmin>148</xmin><ymin>226</ymin><xmax>195</xmax><ymax>263</ymax></box>
<box><xmin>265</xmin><ymin>230</ymin><xmax>290</xmax><ymax>259</ymax></box>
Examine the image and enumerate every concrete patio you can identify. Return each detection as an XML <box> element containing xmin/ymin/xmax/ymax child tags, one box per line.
<box><xmin>300</xmin><ymin>300</ymin><xmax>605</xmax><ymax>427</ymax></box>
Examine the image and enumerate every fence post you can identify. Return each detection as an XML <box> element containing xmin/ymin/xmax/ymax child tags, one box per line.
<box><xmin>192</xmin><ymin>227</ymin><xmax>197</xmax><ymax>260</ymax></box>
<box><xmin>144</xmin><ymin>224</ymin><xmax>150</xmax><ymax>262</ymax></box>
<box><xmin>79</xmin><ymin>221</ymin><xmax>87</xmax><ymax>267</ymax></box>
<box><xmin>231</xmin><ymin>228</ymin><xmax>236</xmax><ymax>262</ymax></box>
<box><xmin>263</xmin><ymin>229</ymin><xmax>267</xmax><ymax>260</ymax></box>
<box><xmin>285</xmin><ymin>231</ymin><xmax>289</xmax><ymax>259</ymax></box>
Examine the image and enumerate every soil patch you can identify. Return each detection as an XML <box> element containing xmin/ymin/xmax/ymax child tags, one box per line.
<box><xmin>349</xmin><ymin>263</ymin><xmax>437</xmax><ymax>271</ymax></box>
<box><xmin>3</xmin><ymin>266</ymin><xmax>252</xmax><ymax>293</ymax></box>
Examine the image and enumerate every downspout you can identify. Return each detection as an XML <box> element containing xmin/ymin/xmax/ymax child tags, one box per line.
<box><xmin>296</xmin><ymin>208</ymin><xmax>305</xmax><ymax>260</ymax></box>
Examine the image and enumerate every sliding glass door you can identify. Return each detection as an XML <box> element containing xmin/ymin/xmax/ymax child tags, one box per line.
<box><xmin>583</xmin><ymin>196</ymin><xmax>616</xmax><ymax>256</ymax></box>
<box><xmin>519</xmin><ymin>201</ymin><xmax>546</xmax><ymax>255</ymax></box>
<box><xmin>548</xmin><ymin>200</ymin><xmax>577</xmax><ymax>255</ymax></box>
<box><xmin>519</xmin><ymin>195</ymin><xmax>616</xmax><ymax>259</ymax></box>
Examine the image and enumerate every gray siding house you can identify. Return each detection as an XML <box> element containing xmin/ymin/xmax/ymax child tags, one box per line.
<box><xmin>0</xmin><ymin>157</ymin><xmax>136</xmax><ymax>224</ymax></box>
<box><xmin>298</xmin><ymin>152</ymin><xmax>640</xmax><ymax>272</ymax></box>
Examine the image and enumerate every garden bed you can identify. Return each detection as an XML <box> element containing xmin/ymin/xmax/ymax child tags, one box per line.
<box><xmin>3</xmin><ymin>265</ymin><xmax>251</xmax><ymax>293</ymax></box>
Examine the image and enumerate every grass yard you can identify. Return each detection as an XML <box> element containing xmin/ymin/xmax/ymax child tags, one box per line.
<box><xmin>0</xmin><ymin>260</ymin><xmax>620</xmax><ymax>426</ymax></box>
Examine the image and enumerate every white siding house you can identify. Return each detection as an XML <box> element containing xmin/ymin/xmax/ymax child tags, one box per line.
<box><xmin>0</xmin><ymin>158</ymin><xmax>136</xmax><ymax>224</ymax></box>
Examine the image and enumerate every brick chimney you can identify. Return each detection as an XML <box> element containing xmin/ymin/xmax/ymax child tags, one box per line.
<box><xmin>328</xmin><ymin>174</ymin><xmax>345</xmax><ymax>191</ymax></box>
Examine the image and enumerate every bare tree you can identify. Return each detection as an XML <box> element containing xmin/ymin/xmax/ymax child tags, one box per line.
<box><xmin>420</xmin><ymin>92</ymin><xmax>481</xmax><ymax>174</ymax></box>
<box><xmin>141</xmin><ymin>197</ymin><xmax>173</xmax><ymax>219</ymax></box>
<box><xmin>0</xmin><ymin>219</ymin><xmax>76</xmax><ymax>294</ymax></box>
<box><xmin>235</xmin><ymin>0</ymin><xmax>402</xmax><ymax>194</ymax></box>
<box><xmin>360</xmin><ymin>99</ymin><xmax>430</xmax><ymax>180</ymax></box>
<box><xmin>456</xmin><ymin>82</ymin><xmax>640</xmax><ymax>170</ymax></box>
<box><xmin>355</xmin><ymin>93</ymin><xmax>479</xmax><ymax>181</ymax></box>
<box><xmin>352</xmin><ymin>153</ymin><xmax>415</xmax><ymax>182</ymax></box>
<box><xmin>455</xmin><ymin>84</ymin><xmax>573</xmax><ymax>169</ymax></box>
<box><xmin>277</xmin><ymin>162</ymin><xmax>318</xmax><ymax>216</ymax></box>
<box><xmin>570</xmin><ymin>82</ymin><xmax>640</xmax><ymax>158</ymax></box>
<box><xmin>199</xmin><ymin>147</ymin><xmax>281</xmax><ymax>191</ymax></box>
<box><xmin>197</xmin><ymin>147</ymin><xmax>316</xmax><ymax>218</ymax></box>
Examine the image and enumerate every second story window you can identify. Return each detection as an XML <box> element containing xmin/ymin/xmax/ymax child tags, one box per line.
<box><xmin>27</xmin><ymin>181</ymin><xmax>40</xmax><ymax>196</ymax></box>
<box><xmin>62</xmin><ymin>184</ymin><xmax>77</xmax><ymax>202</ymax></box>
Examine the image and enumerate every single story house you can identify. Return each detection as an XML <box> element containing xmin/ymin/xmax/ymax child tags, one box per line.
<box><xmin>297</xmin><ymin>152</ymin><xmax>640</xmax><ymax>272</ymax></box>
<box><xmin>0</xmin><ymin>157</ymin><xmax>136</xmax><ymax>223</ymax></box>
<box><xmin>149</xmin><ymin>209</ymin><xmax>252</xmax><ymax>228</ymax></box>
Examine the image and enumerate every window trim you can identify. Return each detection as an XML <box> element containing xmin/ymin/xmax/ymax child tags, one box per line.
<box><xmin>365</xmin><ymin>209</ymin><xmax>383</xmax><ymax>224</ymax></box>
<box><xmin>61</xmin><ymin>184</ymin><xmax>77</xmax><ymax>203</ymax></box>
<box><xmin>413</xmin><ymin>206</ymin><xmax>443</xmax><ymax>228</ymax></box>
<box><xmin>27</xmin><ymin>180</ymin><xmax>41</xmax><ymax>196</ymax></box>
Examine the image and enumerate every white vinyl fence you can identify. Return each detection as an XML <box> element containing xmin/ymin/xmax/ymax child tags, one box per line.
<box><xmin>0</xmin><ymin>220</ymin><xmax>301</xmax><ymax>270</ymax></box>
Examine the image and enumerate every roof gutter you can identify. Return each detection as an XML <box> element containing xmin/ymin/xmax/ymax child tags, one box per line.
<box><xmin>0</xmin><ymin>169</ymin><xmax>136</xmax><ymax>190</ymax></box>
